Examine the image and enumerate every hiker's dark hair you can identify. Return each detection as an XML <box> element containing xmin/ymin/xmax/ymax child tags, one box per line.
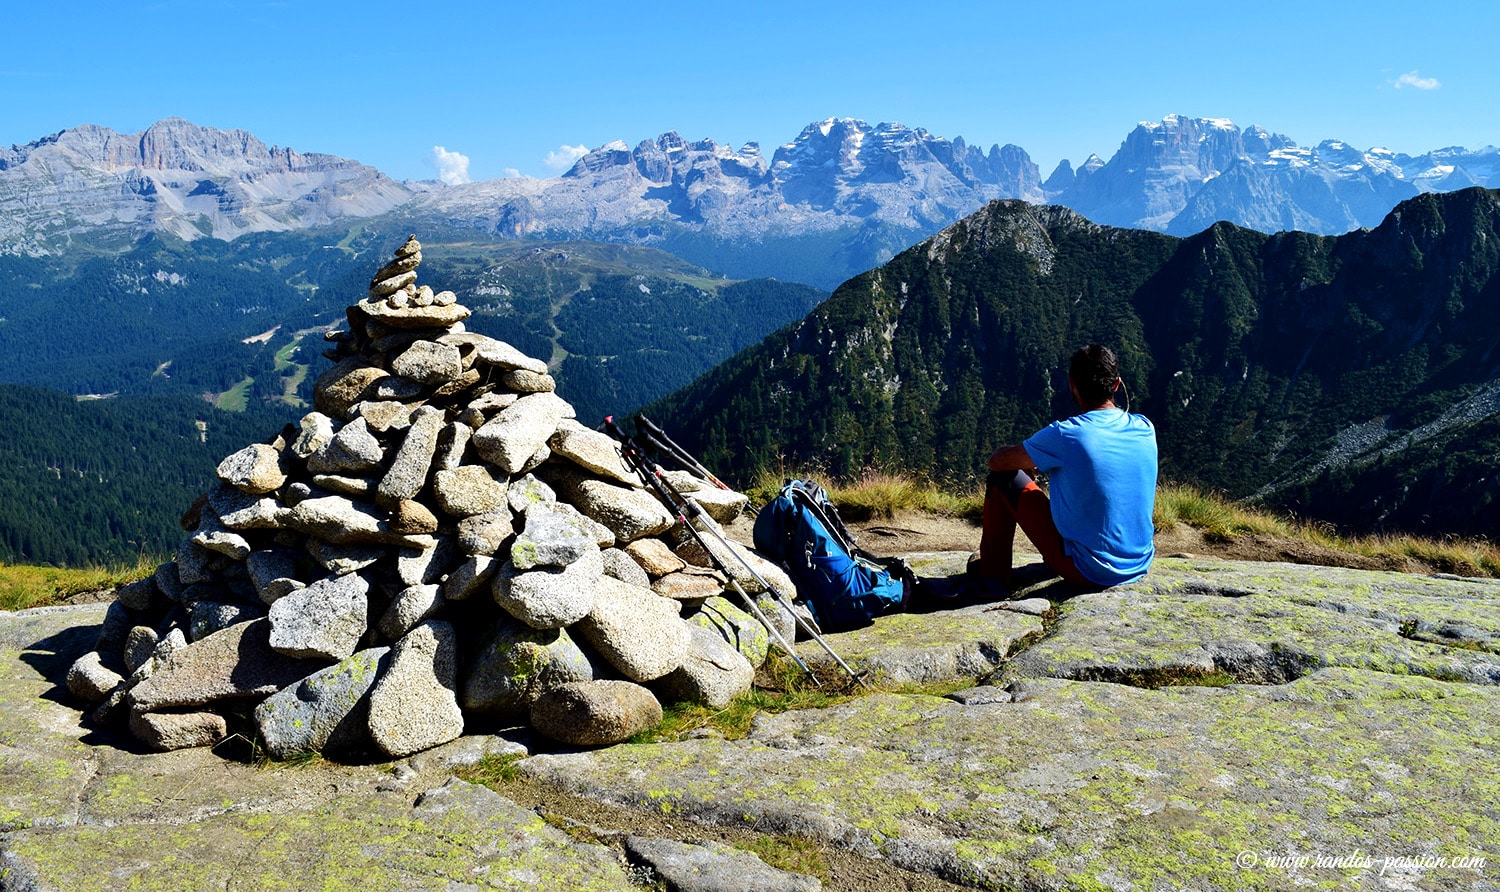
<box><xmin>1069</xmin><ymin>344</ymin><xmax>1120</xmax><ymax>406</ymax></box>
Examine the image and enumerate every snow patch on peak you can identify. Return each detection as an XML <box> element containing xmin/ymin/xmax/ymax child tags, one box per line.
<box><xmin>812</xmin><ymin>117</ymin><xmax>863</xmax><ymax>138</ymax></box>
<box><xmin>1144</xmin><ymin>114</ymin><xmax>1239</xmax><ymax>133</ymax></box>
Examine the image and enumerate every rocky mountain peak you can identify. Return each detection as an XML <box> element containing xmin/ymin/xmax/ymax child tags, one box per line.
<box><xmin>1043</xmin><ymin>159</ymin><xmax>1076</xmax><ymax>193</ymax></box>
<box><xmin>1312</xmin><ymin>138</ymin><xmax>1383</xmax><ymax>171</ymax></box>
<box><xmin>35</xmin><ymin>117</ymin><xmax>307</xmax><ymax>177</ymax></box>
<box><xmin>1073</xmin><ymin>153</ymin><xmax>1107</xmax><ymax>185</ymax></box>
<box><xmin>562</xmin><ymin>140</ymin><xmax>635</xmax><ymax>177</ymax></box>
<box><xmin>564</xmin><ymin>133</ymin><xmax>769</xmax><ymax>187</ymax></box>
<box><xmin>770</xmin><ymin>117</ymin><xmax>875</xmax><ymax>170</ymax></box>
<box><xmin>0</xmin><ymin>118</ymin><xmax>410</xmax><ymax>254</ymax></box>
<box><xmin>764</xmin><ymin>118</ymin><xmax>1042</xmax><ymax>217</ymax></box>
<box><xmin>135</xmin><ymin>117</ymin><xmax>270</xmax><ymax>172</ymax></box>
<box><xmin>1121</xmin><ymin>115</ymin><xmax>1251</xmax><ymax>178</ymax></box>
<box><xmin>1240</xmin><ymin>123</ymin><xmax>1296</xmax><ymax>159</ymax></box>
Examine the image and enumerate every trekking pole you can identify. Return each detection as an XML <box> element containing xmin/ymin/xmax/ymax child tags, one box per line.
<box><xmin>633</xmin><ymin>427</ymin><xmax>704</xmax><ymax>478</ymax></box>
<box><xmin>635</xmin><ymin>414</ymin><xmax>734</xmax><ymax>492</ymax></box>
<box><xmin>652</xmin><ymin>476</ymin><xmax>867</xmax><ymax>689</ymax></box>
<box><xmin>635</xmin><ymin>426</ymin><xmax>763</xmax><ymax>521</ymax></box>
<box><xmin>602</xmin><ymin>417</ymin><xmax>819</xmax><ymax>681</ymax></box>
<box><xmin>607</xmin><ymin>419</ymin><xmax>867</xmax><ymax>688</ymax></box>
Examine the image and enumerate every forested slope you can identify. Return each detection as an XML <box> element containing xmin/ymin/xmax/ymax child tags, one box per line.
<box><xmin>0</xmin><ymin>386</ymin><xmax>293</xmax><ymax>565</ymax></box>
<box><xmin>650</xmin><ymin>189</ymin><xmax>1500</xmax><ymax>536</ymax></box>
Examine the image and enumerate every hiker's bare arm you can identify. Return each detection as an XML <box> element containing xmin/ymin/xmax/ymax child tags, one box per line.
<box><xmin>987</xmin><ymin>444</ymin><xmax>1036</xmax><ymax>472</ymax></box>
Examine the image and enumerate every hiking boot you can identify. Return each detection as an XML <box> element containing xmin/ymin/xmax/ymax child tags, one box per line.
<box><xmin>967</xmin><ymin>575</ymin><xmax>1009</xmax><ymax>603</ymax></box>
<box><xmin>904</xmin><ymin>575</ymin><xmax>966</xmax><ymax>611</ymax></box>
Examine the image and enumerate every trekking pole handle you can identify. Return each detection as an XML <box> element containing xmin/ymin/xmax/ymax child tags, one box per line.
<box><xmin>603</xmin><ymin>418</ymin><xmax>695</xmax><ymax>520</ymax></box>
<box><xmin>635</xmin><ymin>414</ymin><xmax>732</xmax><ymax>491</ymax></box>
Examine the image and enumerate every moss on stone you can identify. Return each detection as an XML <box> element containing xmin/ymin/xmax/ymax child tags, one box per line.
<box><xmin>4</xmin><ymin>783</ymin><xmax>634</xmax><ymax>891</ymax></box>
<box><xmin>515</xmin><ymin>668</ymin><xmax>1500</xmax><ymax>891</ymax></box>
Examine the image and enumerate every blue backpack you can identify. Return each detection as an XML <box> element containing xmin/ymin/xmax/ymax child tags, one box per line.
<box><xmin>752</xmin><ymin>480</ymin><xmax>911</xmax><ymax>632</ymax></box>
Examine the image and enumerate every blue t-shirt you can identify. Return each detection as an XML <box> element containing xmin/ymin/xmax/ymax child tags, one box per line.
<box><xmin>1023</xmin><ymin>409</ymin><xmax>1158</xmax><ymax>586</ymax></box>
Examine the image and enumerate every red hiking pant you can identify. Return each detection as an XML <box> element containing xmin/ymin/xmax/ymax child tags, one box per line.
<box><xmin>980</xmin><ymin>470</ymin><xmax>1091</xmax><ymax>585</ymax></box>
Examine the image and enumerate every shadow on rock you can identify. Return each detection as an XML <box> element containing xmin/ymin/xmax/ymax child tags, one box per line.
<box><xmin>20</xmin><ymin>622</ymin><xmax>101</xmax><ymax>705</ymax></box>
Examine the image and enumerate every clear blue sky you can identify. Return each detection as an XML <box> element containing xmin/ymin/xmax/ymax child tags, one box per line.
<box><xmin>5</xmin><ymin>0</ymin><xmax>1494</xmax><ymax>183</ymax></box>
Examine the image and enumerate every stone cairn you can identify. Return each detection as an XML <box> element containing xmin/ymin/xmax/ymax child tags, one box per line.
<box><xmin>65</xmin><ymin>235</ymin><xmax>801</xmax><ymax>758</ymax></box>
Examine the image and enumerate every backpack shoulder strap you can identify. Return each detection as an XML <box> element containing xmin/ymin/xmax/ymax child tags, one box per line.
<box><xmin>786</xmin><ymin>482</ymin><xmax>859</xmax><ymax>555</ymax></box>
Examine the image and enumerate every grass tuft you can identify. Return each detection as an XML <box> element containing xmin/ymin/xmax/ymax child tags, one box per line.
<box><xmin>1346</xmin><ymin>533</ymin><xmax>1500</xmax><ymax>578</ymax></box>
<box><xmin>628</xmin><ymin>652</ymin><xmax>864</xmax><ymax>744</ymax></box>
<box><xmin>735</xmin><ymin>834</ymin><xmax>829</xmax><ymax>881</ymax></box>
<box><xmin>457</xmin><ymin>752</ymin><xmax>526</xmax><ymax>786</ymax></box>
<box><xmin>1152</xmin><ymin>482</ymin><xmax>1294</xmax><ymax>542</ymax></box>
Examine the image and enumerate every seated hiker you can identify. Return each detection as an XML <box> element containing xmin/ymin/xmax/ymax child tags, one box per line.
<box><xmin>979</xmin><ymin>344</ymin><xmax>1158</xmax><ymax>591</ymax></box>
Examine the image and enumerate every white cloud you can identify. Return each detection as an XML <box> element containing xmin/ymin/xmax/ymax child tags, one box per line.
<box><xmin>429</xmin><ymin>146</ymin><xmax>471</xmax><ymax>185</ymax></box>
<box><xmin>543</xmin><ymin>144</ymin><xmax>590</xmax><ymax>172</ymax></box>
<box><xmin>502</xmin><ymin>167</ymin><xmax>522</xmax><ymax>178</ymax></box>
<box><xmin>1394</xmin><ymin>70</ymin><xmax>1441</xmax><ymax>91</ymax></box>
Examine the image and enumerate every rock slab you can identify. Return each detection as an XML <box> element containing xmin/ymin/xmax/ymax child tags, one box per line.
<box><xmin>367</xmin><ymin>620</ymin><xmax>465</xmax><ymax>758</ymax></box>
<box><xmin>127</xmin><ymin>618</ymin><xmax>325</xmax><ymax>716</ymax></box>
<box><xmin>577</xmin><ymin>576</ymin><xmax>691</xmax><ymax>682</ymax></box>
<box><xmin>267</xmin><ymin>572</ymin><xmax>370</xmax><ymax>661</ymax></box>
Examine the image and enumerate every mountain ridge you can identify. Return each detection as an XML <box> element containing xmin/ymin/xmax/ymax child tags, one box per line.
<box><xmin>0</xmin><ymin>118</ymin><xmax>411</xmax><ymax>254</ymax></box>
<box><xmin>7</xmin><ymin>115</ymin><xmax>1499</xmax><ymax>287</ymax></box>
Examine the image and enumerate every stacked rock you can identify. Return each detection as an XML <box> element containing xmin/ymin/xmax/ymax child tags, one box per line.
<box><xmin>65</xmin><ymin>235</ymin><xmax>797</xmax><ymax>758</ymax></box>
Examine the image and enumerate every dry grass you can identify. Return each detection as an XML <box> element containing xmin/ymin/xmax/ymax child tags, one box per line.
<box><xmin>1339</xmin><ymin>533</ymin><xmax>1500</xmax><ymax>578</ymax></box>
<box><xmin>749</xmin><ymin>466</ymin><xmax>983</xmax><ymax>521</ymax></box>
<box><xmin>1153</xmin><ymin>482</ymin><xmax>1296</xmax><ymax>542</ymax></box>
<box><xmin>0</xmin><ymin>556</ymin><xmax>158</xmax><ymax>612</ymax></box>
<box><xmin>1154</xmin><ymin>482</ymin><xmax>1500</xmax><ymax>578</ymax></box>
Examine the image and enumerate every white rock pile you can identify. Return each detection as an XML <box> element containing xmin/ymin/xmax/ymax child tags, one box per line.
<box><xmin>66</xmin><ymin>235</ymin><xmax>798</xmax><ymax>758</ymax></box>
